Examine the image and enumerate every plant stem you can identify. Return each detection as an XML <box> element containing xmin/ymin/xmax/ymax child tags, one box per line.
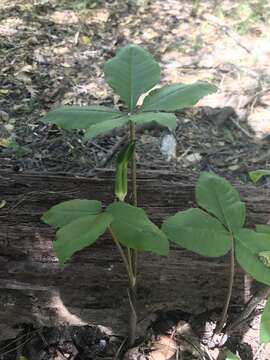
<box><xmin>108</xmin><ymin>226</ymin><xmax>134</xmax><ymax>287</ymax></box>
<box><xmin>129</xmin><ymin>121</ymin><xmax>137</xmax><ymax>206</ymax></box>
<box><xmin>215</xmin><ymin>235</ymin><xmax>235</xmax><ymax>334</ymax></box>
<box><xmin>129</xmin><ymin>121</ymin><xmax>138</xmax><ymax>275</ymax></box>
<box><xmin>127</xmin><ymin>283</ymin><xmax>137</xmax><ymax>346</ymax></box>
<box><xmin>128</xmin><ymin>120</ymin><xmax>138</xmax><ymax>346</ymax></box>
<box><xmin>109</xmin><ymin>224</ymin><xmax>137</xmax><ymax>346</ymax></box>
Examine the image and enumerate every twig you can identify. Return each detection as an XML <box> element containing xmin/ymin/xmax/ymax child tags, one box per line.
<box><xmin>202</xmin><ymin>14</ymin><xmax>252</xmax><ymax>54</ymax></box>
<box><xmin>226</xmin><ymin>285</ymin><xmax>270</xmax><ymax>335</ymax></box>
<box><xmin>229</xmin><ymin>116</ymin><xmax>254</xmax><ymax>139</ymax></box>
<box><xmin>0</xmin><ymin>333</ymin><xmax>36</xmax><ymax>357</ymax></box>
<box><xmin>176</xmin><ymin>334</ymin><xmax>209</xmax><ymax>360</ymax></box>
<box><xmin>90</xmin><ymin>141</ymin><xmax>109</xmax><ymax>153</ymax></box>
<box><xmin>254</xmin><ymin>343</ymin><xmax>265</xmax><ymax>360</ymax></box>
<box><xmin>177</xmin><ymin>146</ymin><xmax>192</xmax><ymax>162</ymax></box>
<box><xmin>88</xmin><ymin>135</ymin><xmax>128</xmax><ymax>175</ymax></box>
<box><xmin>114</xmin><ymin>337</ymin><xmax>128</xmax><ymax>360</ymax></box>
<box><xmin>201</xmin><ymin>344</ymin><xmax>215</xmax><ymax>360</ymax></box>
<box><xmin>247</xmin><ymin>87</ymin><xmax>270</xmax><ymax>108</ymax></box>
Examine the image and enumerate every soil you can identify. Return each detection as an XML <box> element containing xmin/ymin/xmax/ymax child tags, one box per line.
<box><xmin>1</xmin><ymin>0</ymin><xmax>270</xmax><ymax>359</ymax></box>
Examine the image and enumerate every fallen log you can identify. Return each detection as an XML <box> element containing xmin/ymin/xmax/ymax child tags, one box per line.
<box><xmin>0</xmin><ymin>170</ymin><xmax>269</xmax><ymax>340</ymax></box>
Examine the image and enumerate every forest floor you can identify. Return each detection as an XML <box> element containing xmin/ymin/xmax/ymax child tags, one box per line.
<box><xmin>1</xmin><ymin>0</ymin><xmax>270</xmax><ymax>359</ymax></box>
<box><xmin>1</xmin><ymin>0</ymin><xmax>270</xmax><ymax>177</ymax></box>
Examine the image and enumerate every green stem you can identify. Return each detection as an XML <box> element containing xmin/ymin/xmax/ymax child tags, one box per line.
<box><xmin>109</xmin><ymin>224</ymin><xmax>137</xmax><ymax>346</ymax></box>
<box><xmin>128</xmin><ymin>120</ymin><xmax>138</xmax><ymax>346</ymax></box>
<box><xmin>127</xmin><ymin>283</ymin><xmax>137</xmax><ymax>346</ymax></box>
<box><xmin>108</xmin><ymin>226</ymin><xmax>134</xmax><ymax>287</ymax></box>
<box><xmin>215</xmin><ymin>235</ymin><xmax>235</xmax><ymax>334</ymax></box>
<box><xmin>129</xmin><ymin>121</ymin><xmax>138</xmax><ymax>275</ymax></box>
<box><xmin>129</xmin><ymin>121</ymin><xmax>137</xmax><ymax>206</ymax></box>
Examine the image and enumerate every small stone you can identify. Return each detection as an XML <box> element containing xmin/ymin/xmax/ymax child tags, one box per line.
<box><xmin>0</xmin><ymin>111</ymin><xmax>9</xmax><ymax>122</ymax></box>
<box><xmin>160</xmin><ymin>134</ymin><xmax>177</xmax><ymax>161</ymax></box>
<box><xmin>98</xmin><ymin>339</ymin><xmax>107</xmax><ymax>350</ymax></box>
<box><xmin>4</xmin><ymin>124</ymin><xmax>14</xmax><ymax>133</ymax></box>
<box><xmin>229</xmin><ymin>164</ymin><xmax>239</xmax><ymax>171</ymax></box>
<box><xmin>185</xmin><ymin>153</ymin><xmax>202</xmax><ymax>163</ymax></box>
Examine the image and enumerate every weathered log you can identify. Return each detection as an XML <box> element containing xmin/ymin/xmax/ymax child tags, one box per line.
<box><xmin>0</xmin><ymin>170</ymin><xmax>269</xmax><ymax>340</ymax></box>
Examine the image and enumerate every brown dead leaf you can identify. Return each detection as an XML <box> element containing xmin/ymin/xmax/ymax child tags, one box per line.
<box><xmin>148</xmin><ymin>336</ymin><xmax>177</xmax><ymax>360</ymax></box>
<box><xmin>248</xmin><ymin>107</ymin><xmax>270</xmax><ymax>139</ymax></box>
<box><xmin>50</xmin><ymin>11</ymin><xmax>78</xmax><ymax>25</ymax></box>
<box><xmin>17</xmin><ymin>64</ymin><xmax>33</xmax><ymax>73</ymax></box>
<box><xmin>261</xmin><ymin>91</ymin><xmax>270</xmax><ymax>106</ymax></box>
<box><xmin>81</xmin><ymin>9</ymin><xmax>110</xmax><ymax>24</ymax></box>
<box><xmin>16</xmin><ymin>73</ymin><xmax>32</xmax><ymax>84</ymax></box>
<box><xmin>53</xmin><ymin>47</ymin><xmax>70</xmax><ymax>55</ymax></box>
<box><xmin>0</xmin><ymin>110</ymin><xmax>9</xmax><ymax>122</ymax></box>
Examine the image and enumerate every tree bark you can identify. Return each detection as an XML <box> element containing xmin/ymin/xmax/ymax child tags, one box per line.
<box><xmin>0</xmin><ymin>170</ymin><xmax>268</xmax><ymax>340</ymax></box>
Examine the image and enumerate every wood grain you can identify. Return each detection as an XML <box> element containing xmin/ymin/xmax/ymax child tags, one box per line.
<box><xmin>0</xmin><ymin>170</ymin><xmax>269</xmax><ymax>339</ymax></box>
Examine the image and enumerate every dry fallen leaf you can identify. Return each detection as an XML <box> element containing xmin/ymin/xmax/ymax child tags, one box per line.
<box><xmin>148</xmin><ymin>336</ymin><xmax>177</xmax><ymax>360</ymax></box>
<box><xmin>50</xmin><ymin>10</ymin><xmax>79</xmax><ymax>25</ymax></box>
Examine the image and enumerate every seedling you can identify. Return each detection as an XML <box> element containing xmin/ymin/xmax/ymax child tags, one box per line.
<box><xmin>249</xmin><ymin>169</ymin><xmax>270</xmax><ymax>183</ymax></box>
<box><xmin>225</xmin><ymin>350</ymin><xmax>240</xmax><ymax>360</ymax></box>
<box><xmin>41</xmin><ymin>44</ymin><xmax>216</xmax><ymax>346</ymax></box>
<box><xmin>162</xmin><ymin>172</ymin><xmax>270</xmax><ymax>333</ymax></box>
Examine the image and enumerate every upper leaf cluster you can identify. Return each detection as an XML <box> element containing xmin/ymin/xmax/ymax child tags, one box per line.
<box><xmin>41</xmin><ymin>45</ymin><xmax>217</xmax><ymax>140</ymax></box>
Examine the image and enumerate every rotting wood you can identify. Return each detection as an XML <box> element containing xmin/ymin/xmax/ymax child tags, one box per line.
<box><xmin>0</xmin><ymin>169</ymin><xmax>269</xmax><ymax>340</ymax></box>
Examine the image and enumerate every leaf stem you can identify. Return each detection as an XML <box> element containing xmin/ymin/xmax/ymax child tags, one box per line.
<box><xmin>128</xmin><ymin>120</ymin><xmax>138</xmax><ymax>346</ymax></box>
<box><xmin>108</xmin><ymin>225</ymin><xmax>134</xmax><ymax>286</ymax></box>
<box><xmin>215</xmin><ymin>235</ymin><xmax>235</xmax><ymax>334</ymax></box>
<box><xmin>129</xmin><ymin>121</ymin><xmax>138</xmax><ymax>275</ymax></box>
<box><xmin>129</xmin><ymin>121</ymin><xmax>137</xmax><ymax>206</ymax></box>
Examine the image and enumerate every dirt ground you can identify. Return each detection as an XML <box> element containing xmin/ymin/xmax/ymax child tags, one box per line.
<box><xmin>1</xmin><ymin>0</ymin><xmax>270</xmax><ymax>359</ymax></box>
<box><xmin>1</xmin><ymin>0</ymin><xmax>270</xmax><ymax>176</ymax></box>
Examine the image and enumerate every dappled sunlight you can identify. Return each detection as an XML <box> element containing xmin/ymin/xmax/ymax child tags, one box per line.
<box><xmin>49</xmin><ymin>10</ymin><xmax>79</xmax><ymax>24</ymax></box>
<box><xmin>0</xmin><ymin>17</ymin><xmax>26</xmax><ymax>36</ymax></box>
<box><xmin>49</xmin><ymin>289</ymin><xmax>87</xmax><ymax>325</ymax></box>
<box><xmin>1</xmin><ymin>0</ymin><xmax>270</xmax><ymax>175</ymax></box>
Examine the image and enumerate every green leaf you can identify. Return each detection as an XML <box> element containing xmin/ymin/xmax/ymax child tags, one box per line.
<box><xmin>42</xmin><ymin>199</ymin><xmax>102</xmax><ymax>229</ymax></box>
<box><xmin>260</xmin><ymin>297</ymin><xmax>270</xmax><ymax>343</ymax></box>
<box><xmin>249</xmin><ymin>169</ymin><xmax>270</xmax><ymax>183</ymax></box>
<box><xmin>130</xmin><ymin>112</ymin><xmax>177</xmax><ymax>130</ymax></box>
<box><xmin>41</xmin><ymin>106</ymin><xmax>122</xmax><ymax>129</ymax></box>
<box><xmin>256</xmin><ymin>224</ymin><xmax>270</xmax><ymax>234</ymax></box>
<box><xmin>106</xmin><ymin>202</ymin><xmax>169</xmax><ymax>256</ymax></box>
<box><xmin>115</xmin><ymin>141</ymin><xmax>135</xmax><ymax>201</ymax></box>
<box><xmin>141</xmin><ymin>81</ymin><xmax>217</xmax><ymax>112</ymax></box>
<box><xmin>162</xmin><ymin>208</ymin><xmax>231</xmax><ymax>257</ymax></box>
<box><xmin>84</xmin><ymin>116</ymin><xmax>129</xmax><ymax>139</ymax></box>
<box><xmin>235</xmin><ymin>228</ymin><xmax>270</xmax><ymax>285</ymax></box>
<box><xmin>225</xmin><ymin>350</ymin><xmax>240</xmax><ymax>360</ymax></box>
<box><xmin>54</xmin><ymin>212</ymin><xmax>112</xmax><ymax>266</ymax></box>
<box><xmin>258</xmin><ymin>251</ymin><xmax>270</xmax><ymax>267</ymax></box>
<box><xmin>0</xmin><ymin>200</ymin><xmax>6</xmax><ymax>209</ymax></box>
<box><xmin>104</xmin><ymin>44</ymin><xmax>160</xmax><ymax>111</ymax></box>
<box><xmin>196</xmin><ymin>172</ymin><xmax>245</xmax><ymax>233</ymax></box>
<box><xmin>19</xmin><ymin>356</ymin><xmax>28</xmax><ymax>360</ymax></box>
<box><xmin>84</xmin><ymin>112</ymin><xmax>177</xmax><ymax>139</ymax></box>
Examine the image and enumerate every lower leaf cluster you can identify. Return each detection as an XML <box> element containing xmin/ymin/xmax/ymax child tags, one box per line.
<box><xmin>42</xmin><ymin>199</ymin><xmax>169</xmax><ymax>266</ymax></box>
<box><xmin>42</xmin><ymin>172</ymin><xmax>270</xmax><ymax>286</ymax></box>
